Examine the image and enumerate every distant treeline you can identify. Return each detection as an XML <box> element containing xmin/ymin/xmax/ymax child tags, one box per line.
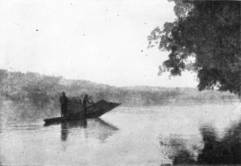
<box><xmin>0</xmin><ymin>69</ymin><xmax>238</xmax><ymax>110</ymax></box>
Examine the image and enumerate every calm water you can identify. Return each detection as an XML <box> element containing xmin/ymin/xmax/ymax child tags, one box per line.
<box><xmin>0</xmin><ymin>103</ymin><xmax>241</xmax><ymax>166</ymax></box>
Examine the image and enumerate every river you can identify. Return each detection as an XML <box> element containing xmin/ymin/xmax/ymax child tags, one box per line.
<box><xmin>0</xmin><ymin>102</ymin><xmax>240</xmax><ymax>166</ymax></box>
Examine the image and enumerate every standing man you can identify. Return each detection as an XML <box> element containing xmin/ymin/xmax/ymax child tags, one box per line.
<box><xmin>83</xmin><ymin>94</ymin><xmax>94</xmax><ymax>118</ymax></box>
<box><xmin>60</xmin><ymin>92</ymin><xmax>68</xmax><ymax>118</ymax></box>
<box><xmin>82</xmin><ymin>94</ymin><xmax>88</xmax><ymax>118</ymax></box>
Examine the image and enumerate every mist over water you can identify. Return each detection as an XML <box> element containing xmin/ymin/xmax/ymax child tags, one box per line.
<box><xmin>0</xmin><ymin>97</ymin><xmax>58</xmax><ymax>124</ymax></box>
<box><xmin>0</xmin><ymin>100</ymin><xmax>241</xmax><ymax>165</ymax></box>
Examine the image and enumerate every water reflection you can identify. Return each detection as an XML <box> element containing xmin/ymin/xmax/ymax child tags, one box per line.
<box><xmin>159</xmin><ymin>134</ymin><xmax>198</xmax><ymax>165</ymax></box>
<box><xmin>160</xmin><ymin>120</ymin><xmax>241</xmax><ymax>165</ymax></box>
<box><xmin>198</xmin><ymin>123</ymin><xmax>241</xmax><ymax>164</ymax></box>
<box><xmin>45</xmin><ymin>118</ymin><xmax>119</xmax><ymax>142</ymax></box>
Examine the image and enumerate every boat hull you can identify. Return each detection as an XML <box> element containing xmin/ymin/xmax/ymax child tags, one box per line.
<box><xmin>44</xmin><ymin>100</ymin><xmax>120</xmax><ymax>125</ymax></box>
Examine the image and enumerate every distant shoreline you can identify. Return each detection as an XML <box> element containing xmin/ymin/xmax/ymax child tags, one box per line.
<box><xmin>0</xmin><ymin>69</ymin><xmax>238</xmax><ymax>107</ymax></box>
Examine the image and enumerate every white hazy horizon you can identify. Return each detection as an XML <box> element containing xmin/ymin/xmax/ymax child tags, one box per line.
<box><xmin>0</xmin><ymin>0</ymin><xmax>198</xmax><ymax>87</ymax></box>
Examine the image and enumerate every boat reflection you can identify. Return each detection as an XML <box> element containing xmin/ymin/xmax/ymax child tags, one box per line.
<box><xmin>45</xmin><ymin>118</ymin><xmax>119</xmax><ymax>142</ymax></box>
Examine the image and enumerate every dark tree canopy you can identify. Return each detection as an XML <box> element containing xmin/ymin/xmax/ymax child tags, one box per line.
<box><xmin>149</xmin><ymin>0</ymin><xmax>241</xmax><ymax>96</ymax></box>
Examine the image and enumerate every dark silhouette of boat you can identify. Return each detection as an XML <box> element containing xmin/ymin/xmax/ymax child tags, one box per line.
<box><xmin>44</xmin><ymin>118</ymin><xmax>119</xmax><ymax>142</ymax></box>
<box><xmin>44</xmin><ymin>100</ymin><xmax>120</xmax><ymax>125</ymax></box>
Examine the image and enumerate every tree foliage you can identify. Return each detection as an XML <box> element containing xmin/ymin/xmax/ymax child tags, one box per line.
<box><xmin>149</xmin><ymin>0</ymin><xmax>241</xmax><ymax>95</ymax></box>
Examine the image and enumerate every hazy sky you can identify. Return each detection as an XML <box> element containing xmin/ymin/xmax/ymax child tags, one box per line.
<box><xmin>0</xmin><ymin>0</ymin><xmax>197</xmax><ymax>87</ymax></box>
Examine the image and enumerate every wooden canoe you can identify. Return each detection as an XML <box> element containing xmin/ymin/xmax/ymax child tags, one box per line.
<box><xmin>44</xmin><ymin>100</ymin><xmax>120</xmax><ymax>124</ymax></box>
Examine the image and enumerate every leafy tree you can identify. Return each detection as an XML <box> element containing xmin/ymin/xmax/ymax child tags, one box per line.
<box><xmin>149</xmin><ymin>0</ymin><xmax>241</xmax><ymax>96</ymax></box>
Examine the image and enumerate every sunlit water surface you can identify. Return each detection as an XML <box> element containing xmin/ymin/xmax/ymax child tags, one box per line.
<box><xmin>0</xmin><ymin>102</ymin><xmax>241</xmax><ymax>166</ymax></box>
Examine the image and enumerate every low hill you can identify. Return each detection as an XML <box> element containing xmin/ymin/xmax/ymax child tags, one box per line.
<box><xmin>0</xmin><ymin>69</ymin><xmax>238</xmax><ymax>121</ymax></box>
<box><xmin>0</xmin><ymin>69</ymin><xmax>238</xmax><ymax>108</ymax></box>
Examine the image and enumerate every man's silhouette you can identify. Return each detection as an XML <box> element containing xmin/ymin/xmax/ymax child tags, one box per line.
<box><xmin>60</xmin><ymin>92</ymin><xmax>68</xmax><ymax>117</ymax></box>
